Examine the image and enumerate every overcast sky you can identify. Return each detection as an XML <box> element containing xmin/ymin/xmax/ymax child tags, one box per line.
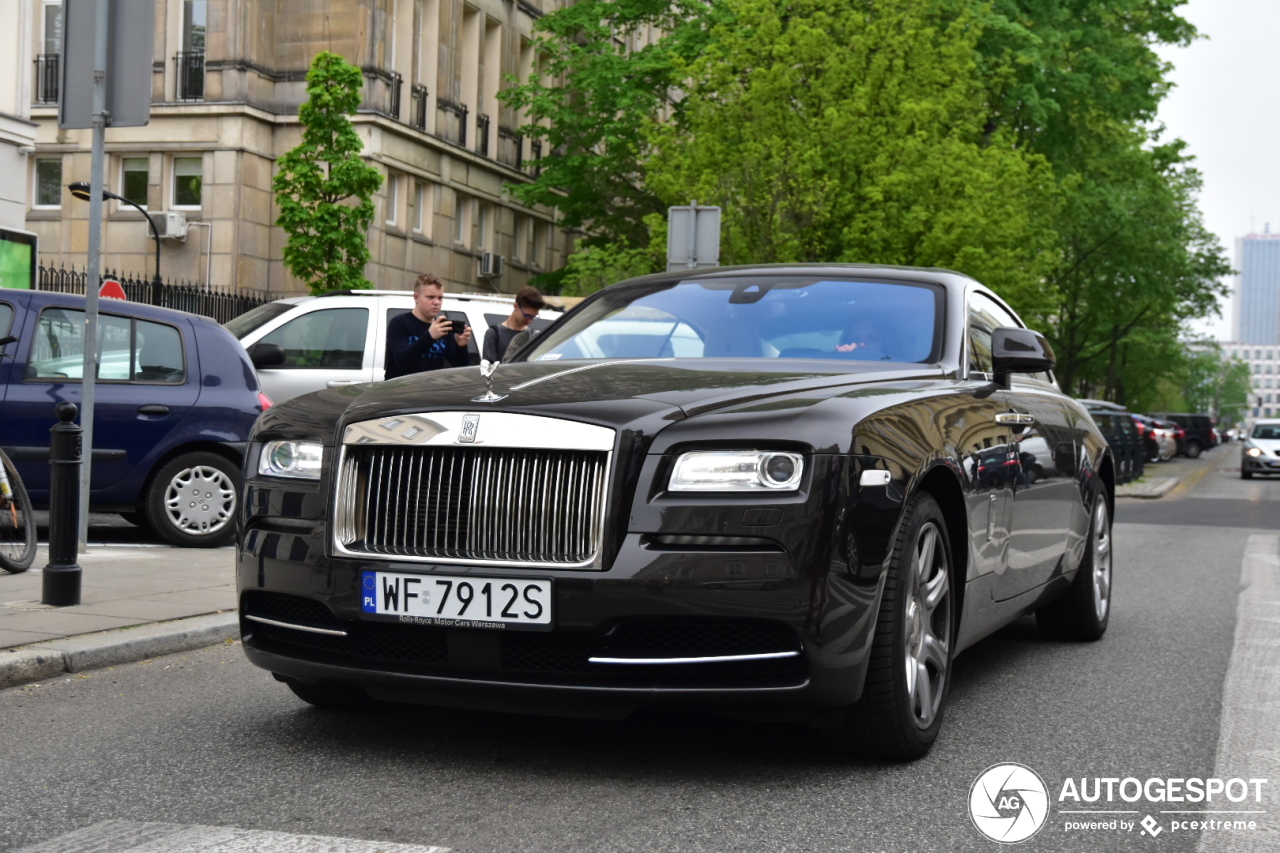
<box><xmin>1155</xmin><ymin>0</ymin><xmax>1280</xmax><ymax>340</ymax></box>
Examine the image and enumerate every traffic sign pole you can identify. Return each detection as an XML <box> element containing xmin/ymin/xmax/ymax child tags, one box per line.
<box><xmin>76</xmin><ymin>0</ymin><xmax>111</xmax><ymax>552</ymax></box>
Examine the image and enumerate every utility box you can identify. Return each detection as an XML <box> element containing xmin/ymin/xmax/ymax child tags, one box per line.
<box><xmin>148</xmin><ymin>212</ymin><xmax>189</xmax><ymax>240</ymax></box>
<box><xmin>666</xmin><ymin>202</ymin><xmax>721</xmax><ymax>272</ymax></box>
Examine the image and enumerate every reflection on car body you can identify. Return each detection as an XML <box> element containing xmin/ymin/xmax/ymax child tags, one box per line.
<box><xmin>237</xmin><ymin>264</ymin><xmax>1115</xmax><ymax>760</ymax></box>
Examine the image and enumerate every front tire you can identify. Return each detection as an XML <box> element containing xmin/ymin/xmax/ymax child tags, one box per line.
<box><xmin>1241</xmin><ymin>468</ymin><xmax>1253</xmax><ymax>480</ymax></box>
<box><xmin>1185</xmin><ymin>439</ymin><xmax>1202</xmax><ymax>459</ymax></box>
<box><xmin>145</xmin><ymin>452</ymin><xmax>239</xmax><ymax>548</ymax></box>
<box><xmin>826</xmin><ymin>492</ymin><xmax>955</xmax><ymax>760</ymax></box>
<box><xmin>1036</xmin><ymin>495</ymin><xmax>1112</xmax><ymax>641</ymax></box>
<box><xmin>0</xmin><ymin>453</ymin><xmax>37</xmax><ymax>573</ymax></box>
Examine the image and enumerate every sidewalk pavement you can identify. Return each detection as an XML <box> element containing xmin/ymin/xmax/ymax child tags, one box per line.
<box><xmin>0</xmin><ymin>543</ymin><xmax>237</xmax><ymax>689</ymax></box>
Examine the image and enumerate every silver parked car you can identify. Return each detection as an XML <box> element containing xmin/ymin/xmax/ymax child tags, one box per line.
<box><xmin>224</xmin><ymin>291</ymin><xmax>562</xmax><ymax>403</ymax></box>
<box><xmin>1241</xmin><ymin>419</ymin><xmax>1280</xmax><ymax>479</ymax></box>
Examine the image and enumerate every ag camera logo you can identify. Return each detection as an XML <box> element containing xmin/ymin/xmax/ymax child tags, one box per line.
<box><xmin>969</xmin><ymin>763</ymin><xmax>1050</xmax><ymax>843</ymax></box>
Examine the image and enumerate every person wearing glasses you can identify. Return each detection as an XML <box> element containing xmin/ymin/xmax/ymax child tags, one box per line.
<box><xmin>483</xmin><ymin>286</ymin><xmax>546</xmax><ymax>362</ymax></box>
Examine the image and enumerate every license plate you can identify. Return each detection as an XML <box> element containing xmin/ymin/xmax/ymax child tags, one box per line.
<box><xmin>361</xmin><ymin>571</ymin><xmax>552</xmax><ymax>630</ymax></box>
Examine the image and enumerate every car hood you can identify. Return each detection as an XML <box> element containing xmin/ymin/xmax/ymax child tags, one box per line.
<box><xmin>334</xmin><ymin>358</ymin><xmax>944</xmax><ymax>434</ymax></box>
<box><xmin>1246</xmin><ymin>437</ymin><xmax>1280</xmax><ymax>453</ymax></box>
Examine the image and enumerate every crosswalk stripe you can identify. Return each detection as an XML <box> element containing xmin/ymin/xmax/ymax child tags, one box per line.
<box><xmin>10</xmin><ymin>821</ymin><xmax>449</xmax><ymax>853</ymax></box>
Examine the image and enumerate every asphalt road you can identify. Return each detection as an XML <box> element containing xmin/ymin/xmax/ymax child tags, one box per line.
<box><xmin>2</xmin><ymin>446</ymin><xmax>1275</xmax><ymax>853</ymax></box>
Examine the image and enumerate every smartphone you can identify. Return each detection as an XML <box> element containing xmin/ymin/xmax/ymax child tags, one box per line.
<box><xmin>449</xmin><ymin>320</ymin><xmax>466</xmax><ymax>335</ymax></box>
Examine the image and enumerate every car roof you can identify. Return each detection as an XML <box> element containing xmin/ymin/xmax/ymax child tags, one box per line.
<box><xmin>2</xmin><ymin>288</ymin><xmax>208</xmax><ymax>325</ymax></box>
<box><xmin>1076</xmin><ymin>398</ymin><xmax>1130</xmax><ymax>412</ymax></box>
<box><xmin>312</xmin><ymin>289</ymin><xmax>517</xmax><ymax>306</ymax></box>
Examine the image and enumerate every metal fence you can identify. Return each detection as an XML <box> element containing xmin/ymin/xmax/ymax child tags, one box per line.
<box><xmin>37</xmin><ymin>264</ymin><xmax>274</xmax><ymax>324</ymax></box>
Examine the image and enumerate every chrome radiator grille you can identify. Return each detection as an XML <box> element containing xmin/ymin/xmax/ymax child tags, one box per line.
<box><xmin>335</xmin><ymin>445</ymin><xmax>610</xmax><ymax>566</ymax></box>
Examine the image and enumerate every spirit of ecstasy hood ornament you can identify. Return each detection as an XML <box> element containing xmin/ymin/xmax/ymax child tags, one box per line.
<box><xmin>472</xmin><ymin>359</ymin><xmax>508</xmax><ymax>403</ymax></box>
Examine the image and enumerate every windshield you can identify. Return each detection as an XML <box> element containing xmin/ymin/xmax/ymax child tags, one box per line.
<box><xmin>522</xmin><ymin>277</ymin><xmax>943</xmax><ymax>364</ymax></box>
<box><xmin>223</xmin><ymin>302</ymin><xmax>296</xmax><ymax>340</ymax></box>
<box><xmin>1252</xmin><ymin>423</ymin><xmax>1280</xmax><ymax>440</ymax></box>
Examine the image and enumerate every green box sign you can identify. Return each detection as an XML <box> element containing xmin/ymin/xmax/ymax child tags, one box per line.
<box><xmin>0</xmin><ymin>227</ymin><xmax>38</xmax><ymax>290</ymax></box>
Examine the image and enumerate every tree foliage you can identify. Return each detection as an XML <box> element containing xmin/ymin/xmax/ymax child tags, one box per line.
<box><xmin>504</xmin><ymin>0</ymin><xmax>1230</xmax><ymax>400</ymax></box>
<box><xmin>274</xmin><ymin>52</ymin><xmax>384</xmax><ymax>295</ymax></box>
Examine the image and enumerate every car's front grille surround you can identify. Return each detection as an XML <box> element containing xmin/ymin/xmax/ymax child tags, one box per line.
<box><xmin>332</xmin><ymin>412</ymin><xmax>615</xmax><ymax>568</ymax></box>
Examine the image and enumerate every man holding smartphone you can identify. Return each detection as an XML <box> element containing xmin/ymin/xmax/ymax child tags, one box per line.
<box><xmin>384</xmin><ymin>272</ymin><xmax>473</xmax><ymax>379</ymax></box>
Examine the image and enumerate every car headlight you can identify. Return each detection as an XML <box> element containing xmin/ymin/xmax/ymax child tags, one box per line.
<box><xmin>1245</xmin><ymin>446</ymin><xmax>1262</xmax><ymax>457</ymax></box>
<box><xmin>259</xmin><ymin>440</ymin><xmax>324</xmax><ymax>479</ymax></box>
<box><xmin>669</xmin><ymin>451</ymin><xmax>804</xmax><ymax>492</ymax></box>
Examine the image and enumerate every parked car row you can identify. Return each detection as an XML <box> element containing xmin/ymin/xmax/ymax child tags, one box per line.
<box><xmin>1078</xmin><ymin>401</ymin><xmax>1225</xmax><ymax>484</ymax></box>
<box><xmin>0</xmin><ymin>288</ymin><xmax>558</xmax><ymax>548</ymax></box>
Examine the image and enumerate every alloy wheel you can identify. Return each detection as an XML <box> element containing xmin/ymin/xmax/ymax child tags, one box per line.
<box><xmin>904</xmin><ymin>520</ymin><xmax>952</xmax><ymax>730</ymax></box>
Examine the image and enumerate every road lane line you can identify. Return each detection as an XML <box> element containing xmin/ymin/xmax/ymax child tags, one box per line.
<box><xmin>8</xmin><ymin>820</ymin><xmax>450</xmax><ymax>853</ymax></box>
<box><xmin>1199</xmin><ymin>533</ymin><xmax>1280</xmax><ymax>853</ymax></box>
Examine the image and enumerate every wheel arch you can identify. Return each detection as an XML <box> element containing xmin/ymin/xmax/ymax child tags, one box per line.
<box><xmin>915</xmin><ymin>463</ymin><xmax>968</xmax><ymax>642</ymax></box>
<box><xmin>134</xmin><ymin>441</ymin><xmax>245</xmax><ymax>512</ymax></box>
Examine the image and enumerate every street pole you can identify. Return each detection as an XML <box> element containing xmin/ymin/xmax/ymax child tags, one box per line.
<box><xmin>77</xmin><ymin>0</ymin><xmax>110</xmax><ymax>552</ymax></box>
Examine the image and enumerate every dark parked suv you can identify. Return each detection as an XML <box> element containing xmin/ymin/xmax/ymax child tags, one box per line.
<box><xmin>0</xmin><ymin>290</ymin><xmax>269</xmax><ymax>546</ymax></box>
<box><xmin>1146</xmin><ymin>412</ymin><xmax>1216</xmax><ymax>458</ymax></box>
<box><xmin>1078</xmin><ymin>399</ymin><xmax>1144</xmax><ymax>483</ymax></box>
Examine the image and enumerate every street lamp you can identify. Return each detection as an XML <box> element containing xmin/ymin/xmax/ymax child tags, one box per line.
<box><xmin>67</xmin><ymin>181</ymin><xmax>162</xmax><ymax>305</ymax></box>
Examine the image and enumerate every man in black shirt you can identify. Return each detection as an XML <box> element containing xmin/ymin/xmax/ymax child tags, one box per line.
<box><xmin>384</xmin><ymin>273</ymin><xmax>473</xmax><ymax>379</ymax></box>
<box><xmin>482</xmin><ymin>286</ymin><xmax>546</xmax><ymax>363</ymax></box>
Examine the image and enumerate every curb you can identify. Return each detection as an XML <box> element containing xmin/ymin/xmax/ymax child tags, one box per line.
<box><xmin>1116</xmin><ymin>477</ymin><xmax>1180</xmax><ymax>499</ymax></box>
<box><xmin>0</xmin><ymin>612</ymin><xmax>239</xmax><ymax>690</ymax></box>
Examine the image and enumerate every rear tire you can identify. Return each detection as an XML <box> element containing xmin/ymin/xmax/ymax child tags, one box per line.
<box><xmin>1036</xmin><ymin>495</ymin><xmax>1112</xmax><ymax>641</ymax></box>
<box><xmin>0</xmin><ymin>453</ymin><xmax>37</xmax><ymax>574</ymax></box>
<box><xmin>1184</xmin><ymin>440</ymin><xmax>1202</xmax><ymax>459</ymax></box>
<box><xmin>145</xmin><ymin>452</ymin><xmax>239</xmax><ymax>548</ymax></box>
<box><xmin>825</xmin><ymin>492</ymin><xmax>955</xmax><ymax>760</ymax></box>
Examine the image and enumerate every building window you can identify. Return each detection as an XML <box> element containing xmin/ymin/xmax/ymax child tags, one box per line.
<box><xmin>454</xmin><ymin>193</ymin><xmax>471</xmax><ymax>245</ymax></box>
<box><xmin>477</xmin><ymin>202</ymin><xmax>492</xmax><ymax>250</ymax></box>
<box><xmin>177</xmin><ymin>0</ymin><xmax>207</xmax><ymax>100</ymax></box>
<box><xmin>512</xmin><ymin>216</ymin><xmax>525</xmax><ymax>261</ymax></box>
<box><xmin>532</xmin><ymin>221</ymin><xmax>545</xmax><ymax>267</ymax></box>
<box><xmin>172</xmin><ymin>156</ymin><xmax>203</xmax><ymax>208</ymax></box>
<box><xmin>413</xmin><ymin>181</ymin><xmax>433</xmax><ymax>236</ymax></box>
<box><xmin>385</xmin><ymin>173</ymin><xmax>400</xmax><ymax>227</ymax></box>
<box><xmin>120</xmin><ymin>158</ymin><xmax>149</xmax><ymax>208</ymax></box>
<box><xmin>34</xmin><ymin>158</ymin><xmax>62</xmax><ymax>208</ymax></box>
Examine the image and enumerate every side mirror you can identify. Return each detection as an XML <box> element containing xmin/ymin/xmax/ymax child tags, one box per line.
<box><xmin>502</xmin><ymin>329</ymin><xmax>533</xmax><ymax>363</ymax></box>
<box><xmin>0</xmin><ymin>335</ymin><xmax>17</xmax><ymax>347</ymax></box>
<box><xmin>991</xmin><ymin>327</ymin><xmax>1055</xmax><ymax>388</ymax></box>
<box><xmin>248</xmin><ymin>342</ymin><xmax>286</xmax><ymax>369</ymax></box>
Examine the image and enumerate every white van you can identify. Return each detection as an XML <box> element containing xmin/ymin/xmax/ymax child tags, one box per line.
<box><xmin>224</xmin><ymin>290</ymin><xmax>561</xmax><ymax>403</ymax></box>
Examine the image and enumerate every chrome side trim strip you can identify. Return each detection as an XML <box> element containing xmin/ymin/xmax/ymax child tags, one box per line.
<box><xmin>245</xmin><ymin>614</ymin><xmax>349</xmax><ymax>637</ymax></box>
<box><xmin>587</xmin><ymin>651</ymin><xmax>801</xmax><ymax>665</ymax></box>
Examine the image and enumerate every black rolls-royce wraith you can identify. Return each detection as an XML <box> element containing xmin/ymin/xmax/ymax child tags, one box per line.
<box><xmin>237</xmin><ymin>264</ymin><xmax>1114</xmax><ymax>760</ymax></box>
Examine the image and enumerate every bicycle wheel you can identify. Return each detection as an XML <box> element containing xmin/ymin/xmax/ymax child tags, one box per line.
<box><xmin>0</xmin><ymin>452</ymin><xmax>36</xmax><ymax>573</ymax></box>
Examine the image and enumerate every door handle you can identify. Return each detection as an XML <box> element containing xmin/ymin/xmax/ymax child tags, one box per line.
<box><xmin>326</xmin><ymin>380</ymin><xmax>362</xmax><ymax>387</ymax></box>
<box><xmin>995</xmin><ymin>412</ymin><xmax>1035</xmax><ymax>426</ymax></box>
<box><xmin>138</xmin><ymin>404</ymin><xmax>170</xmax><ymax>416</ymax></box>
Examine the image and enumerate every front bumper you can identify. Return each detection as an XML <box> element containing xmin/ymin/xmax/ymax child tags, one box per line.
<box><xmin>1242</xmin><ymin>452</ymin><xmax>1280</xmax><ymax>474</ymax></box>
<box><xmin>237</xmin><ymin>522</ymin><xmax>884</xmax><ymax>719</ymax></box>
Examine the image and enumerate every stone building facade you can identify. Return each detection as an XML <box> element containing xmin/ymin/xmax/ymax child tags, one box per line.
<box><xmin>21</xmin><ymin>0</ymin><xmax>572</xmax><ymax>296</ymax></box>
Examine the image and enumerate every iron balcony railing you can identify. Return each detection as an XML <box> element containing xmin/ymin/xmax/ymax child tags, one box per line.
<box><xmin>175</xmin><ymin>51</ymin><xmax>205</xmax><ymax>101</ymax></box>
<box><xmin>476</xmin><ymin>113</ymin><xmax>491</xmax><ymax>157</ymax></box>
<box><xmin>498</xmin><ymin>126</ymin><xmax>523</xmax><ymax>170</ymax></box>
<box><xmin>411</xmin><ymin>84</ymin><xmax>429</xmax><ymax>130</ymax></box>
<box><xmin>436</xmin><ymin>99</ymin><xmax>468</xmax><ymax>147</ymax></box>
<box><xmin>388</xmin><ymin>71</ymin><xmax>402</xmax><ymax>119</ymax></box>
<box><xmin>35</xmin><ymin>54</ymin><xmax>60</xmax><ymax>104</ymax></box>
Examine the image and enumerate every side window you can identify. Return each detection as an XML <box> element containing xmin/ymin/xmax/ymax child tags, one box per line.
<box><xmin>967</xmin><ymin>291</ymin><xmax>1053</xmax><ymax>383</ymax></box>
<box><xmin>98</xmin><ymin>315</ymin><xmax>133</xmax><ymax>380</ymax></box>
<box><xmin>259</xmin><ymin>307</ymin><xmax>368</xmax><ymax>368</ymax></box>
<box><xmin>0</xmin><ymin>303</ymin><xmax>13</xmax><ymax>335</ymax></box>
<box><xmin>29</xmin><ymin>307</ymin><xmax>85</xmax><ymax>379</ymax></box>
<box><xmin>133</xmin><ymin>320</ymin><xmax>185</xmax><ymax>382</ymax></box>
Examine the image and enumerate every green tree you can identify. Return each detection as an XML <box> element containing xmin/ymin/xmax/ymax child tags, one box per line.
<box><xmin>274</xmin><ymin>52</ymin><xmax>384</xmax><ymax>295</ymax></box>
<box><xmin>644</xmin><ymin>0</ymin><xmax>1056</xmax><ymax>314</ymax></box>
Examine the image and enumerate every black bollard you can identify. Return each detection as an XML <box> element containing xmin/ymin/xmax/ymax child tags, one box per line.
<box><xmin>42</xmin><ymin>401</ymin><xmax>83</xmax><ymax>606</ymax></box>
